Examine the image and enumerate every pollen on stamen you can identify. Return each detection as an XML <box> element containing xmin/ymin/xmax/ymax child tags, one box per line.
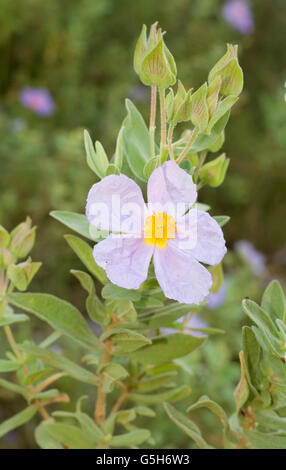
<box><xmin>143</xmin><ymin>212</ymin><xmax>177</xmax><ymax>248</ymax></box>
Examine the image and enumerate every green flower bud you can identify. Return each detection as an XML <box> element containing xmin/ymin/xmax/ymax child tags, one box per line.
<box><xmin>199</xmin><ymin>153</ymin><xmax>229</xmax><ymax>187</ymax></box>
<box><xmin>166</xmin><ymin>81</ymin><xmax>193</xmax><ymax>125</ymax></box>
<box><xmin>208</xmin><ymin>131</ymin><xmax>225</xmax><ymax>153</ymax></box>
<box><xmin>134</xmin><ymin>23</ymin><xmax>177</xmax><ymax>88</ymax></box>
<box><xmin>7</xmin><ymin>258</ymin><xmax>42</xmax><ymax>292</ymax></box>
<box><xmin>0</xmin><ymin>248</ymin><xmax>15</xmax><ymax>268</ymax></box>
<box><xmin>9</xmin><ymin>217</ymin><xmax>36</xmax><ymax>259</ymax></box>
<box><xmin>207</xmin><ymin>75</ymin><xmax>222</xmax><ymax>115</ymax></box>
<box><xmin>0</xmin><ymin>225</ymin><xmax>10</xmax><ymax>248</ymax></box>
<box><xmin>208</xmin><ymin>44</ymin><xmax>243</xmax><ymax>97</ymax></box>
<box><xmin>189</xmin><ymin>82</ymin><xmax>209</xmax><ymax>132</ymax></box>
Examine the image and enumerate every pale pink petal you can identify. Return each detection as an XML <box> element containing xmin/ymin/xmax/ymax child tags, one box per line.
<box><xmin>86</xmin><ymin>174</ymin><xmax>146</xmax><ymax>234</ymax></box>
<box><xmin>174</xmin><ymin>210</ymin><xmax>226</xmax><ymax>266</ymax></box>
<box><xmin>93</xmin><ymin>235</ymin><xmax>153</xmax><ymax>289</ymax></box>
<box><xmin>147</xmin><ymin>161</ymin><xmax>197</xmax><ymax>216</ymax></box>
<box><xmin>154</xmin><ymin>244</ymin><xmax>212</xmax><ymax>305</ymax></box>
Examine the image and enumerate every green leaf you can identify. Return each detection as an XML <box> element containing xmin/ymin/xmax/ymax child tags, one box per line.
<box><xmin>114</xmin><ymin>124</ymin><xmax>124</xmax><ymax>170</ymax></box>
<box><xmin>130</xmin><ymin>385</ymin><xmax>191</xmax><ymax>404</ymax></box>
<box><xmin>147</xmin><ymin>303</ymin><xmax>196</xmax><ymax>328</ymax></box>
<box><xmin>50</xmin><ymin>210</ymin><xmax>103</xmax><ymax>241</ymax></box>
<box><xmin>23</xmin><ymin>368</ymin><xmax>57</xmax><ymax>386</ymax></box>
<box><xmin>129</xmin><ymin>333</ymin><xmax>206</xmax><ymax>365</ymax></box>
<box><xmin>245</xmin><ymin>430</ymin><xmax>286</xmax><ymax>449</ymax></box>
<box><xmin>0</xmin><ymin>313</ymin><xmax>29</xmax><ymax>327</ymax></box>
<box><xmin>41</xmin><ymin>422</ymin><xmax>95</xmax><ymax>449</ymax></box>
<box><xmin>134</xmin><ymin>406</ymin><xmax>156</xmax><ymax>418</ymax></box>
<box><xmin>105</xmin><ymin>299</ymin><xmax>137</xmax><ymax>322</ymax></box>
<box><xmin>74</xmin><ymin>412</ymin><xmax>105</xmax><ymax>442</ymax></box>
<box><xmin>102</xmin><ymin>283</ymin><xmax>141</xmax><ymax>301</ymax></box>
<box><xmin>242</xmin><ymin>299</ymin><xmax>277</xmax><ymax>337</ymax></box>
<box><xmin>110</xmin><ymin>429</ymin><xmax>150</xmax><ymax>448</ymax></box>
<box><xmin>0</xmin><ymin>405</ymin><xmax>37</xmax><ymax>439</ymax></box>
<box><xmin>9</xmin><ymin>293</ymin><xmax>101</xmax><ymax>353</ymax></box>
<box><xmin>0</xmin><ymin>378</ymin><xmax>28</xmax><ymax>398</ymax></box>
<box><xmin>101</xmin><ymin>328</ymin><xmax>151</xmax><ymax>353</ymax></box>
<box><xmin>71</xmin><ymin>270</ymin><xmax>105</xmax><ymax>324</ymax></box>
<box><xmin>84</xmin><ymin>130</ymin><xmax>108</xmax><ymax>179</ymax></box>
<box><xmin>255</xmin><ymin>410</ymin><xmax>286</xmax><ymax>433</ymax></box>
<box><xmin>207</xmin><ymin>95</ymin><xmax>238</xmax><ymax>133</ymax></box>
<box><xmin>19</xmin><ymin>343</ymin><xmax>98</xmax><ymax>385</ymax></box>
<box><xmin>164</xmin><ymin>403</ymin><xmax>212</xmax><ymax>449</ymax></box>
<box><xmin>242</xmin><ymin>326</ymin><xmax>261</xmax><ymax>396</ymax></box>
<box><xmin>64</xmin><ymin>234</ymin><xmax>107</xmax><ymax>284</ymax></box>
<box><xmin>213</xmin><ymin>215</ymin><xmax>230</xmax><ymax>227</ymax></box>
<box><xmin>136</xmin><ymin>372</ymin><xmax>177</xmax><ymax>393</ymax></box>
<box><xmin>187</xmin><ymin>395</ymin><xmax>229</xmax><ymax>430</ymax></box>
<box><xmin>234</xmin><ymin>351</ymin><xmax>249</xmax><ymax>412</ymax></box>
<box><xmin>0</xmin><ymin>360</ymin><xmax>20</xmax><ymax>372</ymax></box>
<box><xmin>99</xmin><ymin>363</ymin><xmax>129</xmax><ymax>393</ymax></box>
<box><xmin>143</xmin><ymin>156</ymin><xmax>159</xmax><ymax>179</ymax></box>
<box><xmin>190</xmin><ymin>110</ymin><xmax>230</xmax><ymax>153</ymax></box>
<box><xmin>35</xmin><ymin>422</ymin><xmax>64</xmax><ymax>449</ymax></box>
<box><xmin>121</xmin><ymin>99</ymin><xmax>150</xmax><ymax>182</ymax></box>
<box><xmin>261</xmin><ymin>280</ymin><xmax>285</xmax><ymax>322</ymax></box>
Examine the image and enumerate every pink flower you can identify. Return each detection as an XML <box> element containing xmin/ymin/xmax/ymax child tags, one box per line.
<box><xmin>20</xmin><ymin>88</ymin><xmax>55</xmax><ymax>116</ymax></box>
<box><xmin>86</xmin><ymin>161</ymin><xmax>226</xmax><ymax>305</ymax></box>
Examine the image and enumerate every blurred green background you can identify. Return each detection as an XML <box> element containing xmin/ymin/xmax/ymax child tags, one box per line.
<box><xmin>0</xmin><ymin>0</ymin><xmax>286</xmax><ymax>448</ymax></box>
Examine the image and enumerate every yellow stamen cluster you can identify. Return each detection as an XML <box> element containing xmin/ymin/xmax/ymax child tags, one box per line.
<box><xmin>143</xmin><ymin>212</ymin><xmax>177</xmax><ymax>249</ymax></box>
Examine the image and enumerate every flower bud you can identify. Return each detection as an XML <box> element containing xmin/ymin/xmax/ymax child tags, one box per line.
<box><xmin>0</xmin><ymin>225</ymin><xmax>10</xmax><ymax>248</ymax></box>
<box><xmin>207</xmin><ymin>76</ymin><xmax>222</xmax><ymax>115</ymax></box>
<box><xmin>199</xmin><ymin>153</ymin><xmax>229</xmax><ymax>187</ymax></box>
<box><xmin>208</xmin><ymin>131</ymin><xmax>225</xmax><ymax>153</ymax></box>
<box><xmin>208</xmin><ymin>44</ymin><xmax>243</xmax><ymax>97</ymax></box>
<box><xmin>9</xmin><ymin>217</ymin><xmax>36</xmax><ymax>259</ymax></box>
<box><xmin>189</xmin><ymin>82</ymin><xmax>209</xmax><ymax>132</ymax></box>
<box><xmin>134</xmin><ymin>23</ymin><xmax>177</xmax><ymax>88</ymax></box>
<box><xmin>7</xmin><ymin>258</ymin><xmax>42</xmax><ymax>291</ymax></box>
<box><xmin>166</xmin><ymin>81</ymin><xmax>192</xmax><ymax>125</ymax></box>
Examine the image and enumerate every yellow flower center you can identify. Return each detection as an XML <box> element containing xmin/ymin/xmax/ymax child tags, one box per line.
<box><xmin>143</xmin><ymin>212</ymin><xmax>177</xmax><ymax>249</ymax></box>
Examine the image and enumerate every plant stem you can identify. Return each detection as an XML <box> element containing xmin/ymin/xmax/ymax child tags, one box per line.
<box><xmin>94</xmin><ymin>338</ymin><xmax>112</xmax><ymax>426</ymax></box>
<box><xmin>195</xmin><ymin>150</ymin><xmax>207</xmax><ymax>183</ymax></box>
<box><xmin>110</xmin><ymin>388</ymin><xmax>129</xmax><ymax>416</ymax></box>
<box><xmin>167</xmin><ymin>124</ymin><xmax>175</xmax><ymax>160</ymax></box>
<box><xmin>159</xmin><ymin>87</ymin><xmax>167</xmax><ymax>160</ymax></box>
<box><xmin>176</xmin><ymin>127</ymin><xmax>199</xmax><ymax>164</ymax></box>
<box><xmin>149</xmin><ymin>85</ymin><xmax>157</xmax><ymax>158</ymax></box>
<box><xmin>3</xmin><ymin>324</ymin><xmax>51</xmax><ymax>421</ymax></box>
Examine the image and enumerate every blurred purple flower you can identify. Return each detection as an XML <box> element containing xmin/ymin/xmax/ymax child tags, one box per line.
<box><xmin>235</xmin><ymin>239</ymin><xmax>266</xmax><ymax>275</ymax></box>
<box><xmin>222</xmin><ymin>0</ymin><xmax>254</xmax><ymax>34</ymax></box>
<box><xmin>162</xmin><ymin>314</ymin><xmax>208</xmax><ymax>337</ymax></box>
<box><xmin>207</xmin><ymin>282</ymin><xmax>227</xmax><ymax>309</ymax></box>
<box><xmin>129</xmin><ymin>85</ymin><xmax>149</xmax><ymax>103</ymax></box>
<box><xmin>20</xmin><ymin>87</ymin><xmax>55</xmax><ymax>116</ymax></box>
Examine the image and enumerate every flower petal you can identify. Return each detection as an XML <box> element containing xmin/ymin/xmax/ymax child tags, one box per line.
<box><xmin>86</xmin><ymin>174</ymin><xmax>146</xmax><ymax>233</ymax></box>
<box><xmin>147</xmin><ymin>161</ymin><xmax>197</xmax><ymax>216</ymax></box>
<box><xmin>174</xmin><ymin>210</ymin><xmax>226</xmax><ymax>265</ymax></box>
<box><xmin>154</xmin><ymin>244</ymin><xmax>212</xmax><ymax>305</ymax></box>
<box><xmin>93</xmin><ymin>235</ymin><xmax>153</xmax><ymax>290</ymax></box>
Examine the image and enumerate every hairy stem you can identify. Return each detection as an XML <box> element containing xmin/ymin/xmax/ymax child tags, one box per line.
<box><xmin>149</xmin><ymin>85</ymin><xmax>157</xmax><ymax>158</ymax></box>
<box><xmin>167</xmin><ymin>124</ymin><xmax>175</xmax><ymax>160</ymax></box>
<box><xmin>176</xmin><ymin>127</ymin><xmax>199</xmax><ymax>164</ymax></box>
<box><xmin>159</xmin><ymin>87</ymin><xmax>167</xmax><ymax>160</ymax></box>
<box><xmin>95</xmin><ymin>338</ymin><xmax>112</xmax><ymax>426</ymax></box>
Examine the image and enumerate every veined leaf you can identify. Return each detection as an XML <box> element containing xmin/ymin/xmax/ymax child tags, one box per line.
<box><xmin>64</xmin><ymin>234</ymin><xmax>107</xmax><ymax>284</ymax></box>
<box><xmin>9</xmin><ymin>293</ymin><xmax>101</xmax><ymax>353</ymax></box>
<box><xmin>129</xmin><ymin>385</ymin><xmax>191</xmax><ymax>404</ymax></box>
<box><xmin>19</xmin><ymin>343</ymin><xmax>98</xmax><ymax>385</ymax></box>
<box><xmin>110</xmin><ymin>429</ymin><xmax>150</xmax><ymax>447</ymax></box>
<box><xmin>187</xmin><ymin>395</ymin><xmax>229</xmax><ymax>430</ymax></box>
<box><xmin>129</xmin><ymin>333</ymin><xmax>206</xmax><ymax>365</ymax></box>
<box><xmin>164</xmin><ymin>402</ymin><xmax>212</xmax><ymax>449</ymax></box>
<box><xmin>261</xmin><ymin>280</ymin><xmax>285</xmax><ymax>322</ymax></box>
<box><xmin>101</xmin><ymin>328</ymin><xmax>151</xmax><ymax>353</ymax></box>
<box><xmin>102</xmin><ymin>283</ymin><xmax>141</xmax><ymax>302</ymax></box>
<box><xmin>0</xmin><ymin>405</ymin><xmax>37</xmax><ymax>439</ymax></box>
